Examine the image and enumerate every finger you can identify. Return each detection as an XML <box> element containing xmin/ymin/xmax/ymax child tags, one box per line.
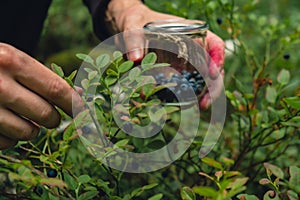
<box><xmin>123</xmin><ymin>28</ymin><xmax>145</xmax><ymax>62</ymax></box>
<box><xmin>0</xmin><ymin>134</ymin><xmax>17</xmax><ymax>150</ymax></box>
<box><xmin>2</xmin><ymin>79</ymin><xmax>61</xmax><ymax>128</ymax></box>
<box><xmin>10</xmin><ymin>48</ymin><xmax>80</xmax><ymax>116</ymax></box>
<box><xmin>206</xmin><ymin>31</ymin><xmax>225</xmax><ymax>79</ymax></box>
<box><xmin>199</xmin><ymin>69</ymin><xmax>224</xmax><ymax>109</ymax></box>
<box><xmin>0</xmin><ymin>107</ymin><xmax>39</xmax><ymax>141</ymax></box>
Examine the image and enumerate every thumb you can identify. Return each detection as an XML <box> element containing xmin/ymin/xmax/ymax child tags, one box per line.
<box><xmin>123</xmin><ymin>28</ymin><xmax>145</xmax><ymax>62</ymax></box>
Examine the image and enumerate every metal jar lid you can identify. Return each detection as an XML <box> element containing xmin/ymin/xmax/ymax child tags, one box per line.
<box><xmin>143</xmin><ymin>19</ymin><xmax>209</xmax><ymax>37</ymax></box>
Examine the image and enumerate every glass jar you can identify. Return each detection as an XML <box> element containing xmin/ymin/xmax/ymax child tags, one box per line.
<box><xmin>143</xmin><ymin>19</ymin><xmax>209</xmax><ymax>102</ymax></box>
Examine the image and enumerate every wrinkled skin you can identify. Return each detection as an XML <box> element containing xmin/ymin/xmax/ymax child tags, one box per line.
<box><xmin>107</xmin><ymin>0</ymin><xmax>225</xmax><ymax>109</ymax></box>
<box><xmin>0</xmin><ymin>43</ymin><xmax>80</xmax><ymax>149</ymax></box>
<box><xmin>0</xmin><ymin>0</ymin><xmax>225</xmax><ymax>150</ymax></box>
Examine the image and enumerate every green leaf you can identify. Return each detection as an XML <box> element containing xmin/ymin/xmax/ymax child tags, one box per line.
<box><xmin>266</xmin><ymin>86</ymin><xmax>277</xmax><ymax>104</ymax></box>
<box><xmin>88</xmin><ymin>71</ymin><xmax>98</xmax><ymax>80</ymax></box>
<box><xmin>142</xmin><ymin>63</ymin><xmax>171</xmax><ymax>71</ymax></box>
<box><xmin>201</xmin><ymin>157</ymin><xmax>223</xmax><ymax>170</ymax></box>
<box><xmin>78</xmin><ymin>175</ymin><xmax>91</xmax><ymax>184</ymax></box>
<box><xmin>180</xmin><ymin>186</ymin><xmax>196</xmax><ymax>200</ymax></box>
<box><xmin>232</xmin><ymin>76</ymin><xmax>245</xmax><ymax>92</ymax></box>
<box><xmin>142</xmin><ymin>52</ymin><xmax>157</xmax><ymax>65</ymax></box>
<box><xmin>63</xmin><ymin>172</ymin><xmax>77</xmax><ymax>190</ymax></box>
<box><xmin>40</xmin><ymin>178</ymin><xmax>67</xmax><ymax>188</ymax></box>
<box><xmin>287</xmin><ymin>190</ymin><xmax>298</xmax><ymax>200</ymax></box>
<box><xmin>131</xmin><ymin>183</ymin><xmax>158</xmax><ymax>197</ymax></box>
<box><xmin>226</xmin><ymin>90</ymin><xmax>237</xmax><ymax>101</ymax></box>
<box><xmin>78</xmin><ymin>191</ymin><xmax>98</xmax><ymax>200</ymax></box>
<box><xmin>164</xmin><ymin>106</ymin><xmax>180</xmax><ymax>114</ymax></box>
<box><xmin>198</xmin><ymin>172</ymin><xmax>214</xmax><ymax>181</ymax></box>
<box><xmin>63</xmin><ymin>122</ymin><xmax>75</xmax><ymax>141</ymax></box>
<box><xmin>76</xmin><ymin>53</ymin><xmax>95</xmax><ymax>66</ymax></box>
<box><xmin>96</xmin><ymin>54</ymin><xmax>110</xmax><ymax>69</ymax></box>
<box><xmin>129</xmin><ymin>67</ymin><xmax>141</xmax><ymax>81</ymax></box>
<box><xmin>84</xmin><ymin>67</ymin><xmax>94</xmax><ymax>73</ymax></box>
<box><xmin>289</xmin><ymin>166</ymin><xmax>300</xmax><ymax>193</ymax></box>
<box><xmin>51</xmin><ymin>63</ymin><xmax>64</xmax><ymax>77</ymax></box>
<box><xmin>81</xmin><ymin>79</ymin><xmax>89</xmax><ymax>91</ymax></box>
<box><xmin>143</xmin><ymin>83</ymin><xmax>155</xmax><ymax>98</ymax></box>
<box><xmin>283</xmin><ymin>97</ymin><xmax>300</xmax><ymax>110</ymax></box>
<box><xmin>193</xmin><ymin>186</ymin><xmax>217</xmax><ymax>198</ymax></box>
<box><xmin>113</xmin><ymin>51</ymin><xmax>123</xmax><ymax>62</ymax></box>
<box><xmin>149</xmin><ymin>109</ymin><xmax>166</xmax><ymax>122</ymax></box>
<box><xmin>114</xmin><ymin>139</ymin><xmax>129</xmax><ymax>148</ymax></box>
<box><xmin>277</xmin><ymin>69</ymin><xmax>290</xmax><ymax>85</ymax></box>
<box><xmin>148</xmin><ymin>193</ymin><xmax>163</xmax><ymax>200</ymax></box>
<box><xmin>263</xmin><ymin>190</ymin><xmax>280</xmax><ymax>200</ymax></box>
<box><xmin>105</xmin><ymin>76</ymin><xmax>118</xmax><ymax>86</ymax></box>
<box><xmin>259</xmin><ymin>178</ymin><xmax>271</xmax><ymax>185</ymax></box>
<box><xmin>73</xmin><ymin>109</ymin><xmax>92</xmax><ymax>128</ymax></box>
<box><xmin>229</xmin><ymin>177</ymin><xmax>249</xmax><ymax>190</ymax></box>
<box><xmin>237</xmin><ymin>194</ymin><xmax>259</xmax><ymax>200</ymax></box>
<box><xmin>147</xmin><ymin>140</ymin><xmax>165</xmax><ymax>149</ymax></box>
<box><xmin>65</xmin><ymin>78</ymin><xmax>74</xmax><ymax>87</ymax></box>
<box><xmin>106</xmin><ymin>69</ymin><xmax>118</xmax><ymax>76</ymax></box>
<box><xmin>263</xmin><ymin>163</ymin><xmax>284</xmax><ymax>179</ymax></box>
<box><xmin>67</xmin><ymin>70</ymin><xmax>77</xmax><ymax>81</ymax></box>
<box><xmin>142</xmin><ymin>183</ymin><xmax>158</xmax><ymax>190</ymax></box>
<box><xmin>118</xmin><ymin>61</ymin><xmax>134</xmax><ymax>73</ymax></box>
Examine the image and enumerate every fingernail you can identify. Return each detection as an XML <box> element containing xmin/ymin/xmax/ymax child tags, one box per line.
<box><xmin>127</xmin><ymin>49</ymin><xmax>143</xmax><ymax>62</ymax></box>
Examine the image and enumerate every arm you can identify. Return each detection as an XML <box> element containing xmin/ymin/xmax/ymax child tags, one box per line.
<box><xmin>84</xmin><ymin>0</ymin><xmax>225</xmax><ymax>108</ymax></box>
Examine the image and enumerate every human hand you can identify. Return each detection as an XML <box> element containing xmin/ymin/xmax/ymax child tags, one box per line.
<box><xmin>0</xmin><ymin>43</ymin><xmax>79</xmax><ymax>150</ymax></box>
<box><xmin>107</xmin><ymin>0</ymin><xmax>225</xmax><ymax>109</ymax></box>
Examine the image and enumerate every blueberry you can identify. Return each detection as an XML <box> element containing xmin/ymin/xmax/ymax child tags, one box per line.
<box><xmin>180</xmin><ymin>83</ymin><xmax>189</xmax><ymax>91</ymax></box>
<box><xmin>192</xmin><ymin>70</ymin><xmax>198</xmax><ymax>77</ymax></box>
<box><xmin>217</xmin><ymin>18</ymin><xmax>223</xmax><ymax>25</ymax></box>
<box><xmin>86</xmin><ymin>94</ymin><xmax>94</xmax><ymax>102</ymax></box>
<box><xmin>283</xmin><ymin>53</ymin><xmax>290</xmax><ymax>60</ymax></box>
<box><xmin>34</xmin><ymin>186</ymin><xmax>43</xmax><ymax>195</ymax></box>
<box><xmin>189</xmin><ymin>79</ymin><xmax>196</xmax><ymax>84</ymax></box>
<box><xmin>154</xmin><ymin>70</ymin><xmax>206</xmax><ymax>102</ymax></box>
<box><xmin>192</xmin><ymin>85</ymin><xmax>198</xmax><ymax>92</ymax></box>
<box><xmin>155</xmin><ymin>73</ymin><xmax>165</xmax><ymax>80</ymax></box>
<box><xmin>123</xmin><ymin>122</ymin><xmax>133</xmax><ymax>133</ymax></box>
<box><xmin>195</xmin><ymin>73</ymin><xmax>203</xmax><ymax>80</ymax></box>
<box><xmin>47</xmin><ymin>168</ymin><xmax>58</xmax><ymax>178</ymax></box>
<box><xmin>81</xmin><ymin>125</ymin><xmax>91</xmax><ymax>134</ymax></box>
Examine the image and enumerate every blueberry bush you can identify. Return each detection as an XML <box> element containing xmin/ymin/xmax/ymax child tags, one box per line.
<box><xmin>1</xmin><ymin>0</ymin><xmax>300</xmax><ymax>199</ymax></box>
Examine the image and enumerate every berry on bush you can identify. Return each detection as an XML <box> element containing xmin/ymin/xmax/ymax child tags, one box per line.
<box><xmin>34</xmin><ymin>186</ymin><xmax>43</xmax><ymax>195</ymax></box>
<box><xmin>283</xmin><ymin>53</ymin><xmax>290</xmax><ymax>60</ymax></box>
<box><xmin>47</xmin><ymin>168</ymin><xmax>58</xmax><ymax>178</ymax></box>
<box><xmin>123</xmin><ymin>122</ymin><xmax>133</xmax><ymax>133</ymax></box>
<box><xmin>81</xmin><ymin>125</ymin><xmax>92</xmax><ymax>134</ymax></box>
<box><xmin>217</xmin><ymin>17</ymin><xmax>223</xmax><ymax>25</ymax></box>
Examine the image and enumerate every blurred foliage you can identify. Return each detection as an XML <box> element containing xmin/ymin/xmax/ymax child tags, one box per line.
<box><xmin>1</xmin><ymin>0</ymin><xmax>300</xmax><ymax>199</ymax></box>
<box><xmin>35</xmin><ymin>0</ymin><xmax>100</xmax><ymax>75</ymax></box>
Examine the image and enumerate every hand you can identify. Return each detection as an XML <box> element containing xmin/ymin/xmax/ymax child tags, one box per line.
<box><xmin>0</xmin><ymin>43</ymin><xmax>79</xmax><ymax>150</ymax></box>
<box><xmin>107</xmin><ymin>0</ymin><xmax>225</xmax><ymax>109</ymax></box>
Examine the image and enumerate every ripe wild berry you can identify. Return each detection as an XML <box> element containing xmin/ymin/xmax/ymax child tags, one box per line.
<box><xmin>123</xmin><ymin>122</ymin><xmax>133</xmax><ymax>133</ymax></box>
<box><xmin>217</xmin><ymin>18</ymin><xmax>223</xmax><ymax>25</ymax></box>
<box><xmin>283</xmin><ymin>53</ymin><xmax>290</xmax><ymax>60</ymax></box>
<box><xmin>47</xmin><ymin>168</ymin><xmax>58</xmax><ymax>178</ymax></box>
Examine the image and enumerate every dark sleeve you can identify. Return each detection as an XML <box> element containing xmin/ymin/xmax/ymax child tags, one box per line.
<box><xmin>83</xmin><ymin>0</ymin><xmax>144</xmax><ymax>41</ymax></box>
<box><xmin>82</xmin><ymin>0</ymin><xmax>110</xmax><ymax>41</ymax></box>
<box><xmin>0</xmin><ymin>0</ymin><xmax>52</xmax><ymax>55</ymax></box>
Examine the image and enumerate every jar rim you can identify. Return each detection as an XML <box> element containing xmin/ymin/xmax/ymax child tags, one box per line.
<box><xmin>143</xmin><ymin>19</ymin><xmax>209</xmax><ymax>35</ymax></box>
